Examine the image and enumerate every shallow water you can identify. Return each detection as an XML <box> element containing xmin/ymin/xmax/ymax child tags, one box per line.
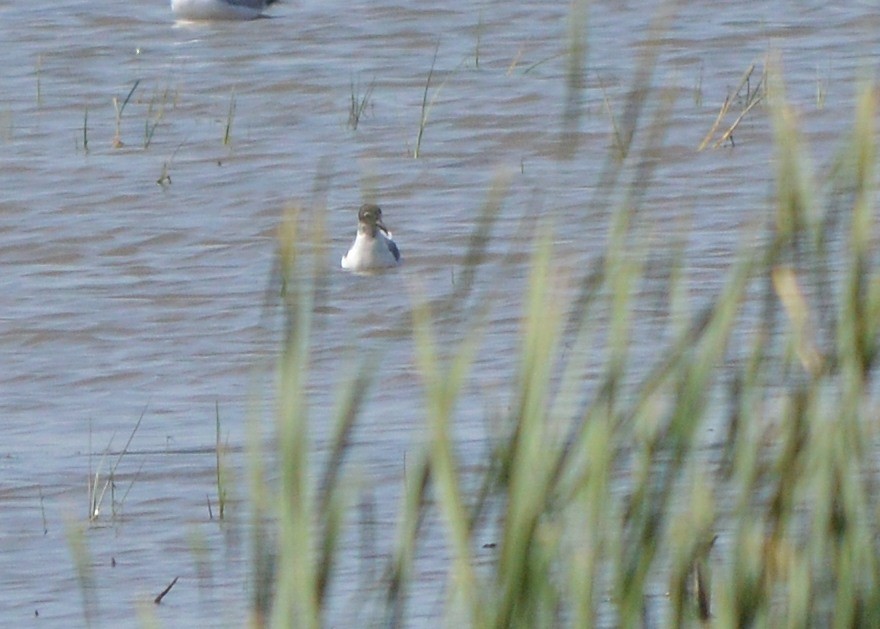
<box><xmin>1</xmin><ymin>0</ymin><xmax>879</xmax><ymax>625</ymax></box>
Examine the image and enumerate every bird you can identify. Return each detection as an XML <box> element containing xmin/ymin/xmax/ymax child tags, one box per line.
<box><xmin>171</xmin><ymin>0</ymin><xmax>277</xmax><ymax>20</ymax></box>
<box><xmin>341</xmin><ymin>204</ymin><xmax>401</xmax><ymax>272</ymax></box>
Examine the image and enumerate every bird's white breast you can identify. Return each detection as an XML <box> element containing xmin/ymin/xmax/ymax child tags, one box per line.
<box><xmin>341</xmin><ymin>232</ymin><xmax>400</xmax><ymax>272</ymax></box>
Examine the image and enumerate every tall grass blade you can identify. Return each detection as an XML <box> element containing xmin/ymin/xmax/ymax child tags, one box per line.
<box><xmin>412</xmin><ymin>286</ymin><xmax>485</xmax><ymax>624</ymax></box>
<box><xmin>66</xmin><ymin>520</ymin><xmax>97</xmax><ymax>627</ymax></box>
<box><xmin>271</xmin><ymin>206</ymin><xmax>319</xmax><ymax>629</ymax></box>
<box><xmin>224</xmin><ymin>91</ymin><xmax>236</xmax><ymax>146</ymax></box>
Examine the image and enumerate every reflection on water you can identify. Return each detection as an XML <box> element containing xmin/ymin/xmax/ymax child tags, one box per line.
<box><xmin>0</xmin><ymin>0</ymin><xmax>878</xmax><ymax>624</ymax></box>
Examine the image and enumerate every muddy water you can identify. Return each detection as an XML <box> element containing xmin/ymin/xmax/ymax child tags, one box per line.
<box><xmin>1</xmin><ymin>0</ymin><xmax>878</xmax><ymax>625</ymax></box>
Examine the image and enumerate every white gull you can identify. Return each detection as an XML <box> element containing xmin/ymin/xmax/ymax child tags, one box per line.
<box><xmin>341</xmin><ymin>204</ymin><xmax>401</xmax><ymax>272</ymax></box>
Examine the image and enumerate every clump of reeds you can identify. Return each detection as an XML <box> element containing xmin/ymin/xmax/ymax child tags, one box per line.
<box><xmin>698</xmin><ymin>61</ymin><xmax>768</xmax><ymax>150</ymax></box>
<box><xmin>347</xmin><ymin>75</ymin><xmax>375</xmax><ymax>130</ymax></box>
<box><xmin>88</xmin><ymin>410</ymin><xmax>145</xmax><ymax>522</ymax></box>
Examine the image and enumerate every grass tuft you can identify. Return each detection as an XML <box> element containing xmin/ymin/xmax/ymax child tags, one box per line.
<box><xmin>88</xmin><ymin>409</ymin><xmax>145</xmax><ymax>522</ymax></box>
<box><xmin>348</xmin><ymin>75</ymin><xmax>375</xmax><ymax>130</ymax></box>
<box><xmin>699</xmin><ymin>62</ymin><xmax>766</xmax><ymax>150</ymax></box>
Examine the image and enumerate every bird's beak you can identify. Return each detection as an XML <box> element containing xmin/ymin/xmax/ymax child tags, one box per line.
<box><xmin>376</xmin><ymin>217</ymin><xmax>390</xmax><ymax>235</ymax></box>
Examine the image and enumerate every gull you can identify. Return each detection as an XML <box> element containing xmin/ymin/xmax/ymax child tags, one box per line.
<box><xmin>171</xmin><ymin>0</ymin><xmax>277</xmax><ymax>20</ymax></box>
<box><xmin>341</xmin><ymin>204</ymin><xmax>401</xmax><ymax>272</ymax></box>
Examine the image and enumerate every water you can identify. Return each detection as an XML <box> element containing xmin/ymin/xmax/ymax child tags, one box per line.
<box><xmin>1</xmin><ymin>0</ymin><xmax>878</xmax><ymax>625</ymax></box>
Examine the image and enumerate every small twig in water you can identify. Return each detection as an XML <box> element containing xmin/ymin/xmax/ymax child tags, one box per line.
<box><xmin>82</xmin><ymin>106</ymin><xmax>89</xmax><ymax>154</ymax></box>
<box><xmin>523</xmin><ymin>52</ymin><xmax>565</xmax><ymax>75</ymax></box>
<box><xmin>112</xmin><ymin>79</ymin><xmax>141</xmax><ymax>148</ymax></box>
<box><xmin>215</xmin><ymin>400</ymin><xmax>226</xmax><ymax>520</ymax></box>
<box><xmin>414</xmin><ymin>43</ymin><xmax>440</xmax><ymax>158</ymax></box>
<box><xmin>506</xmin><ymin>47</ymin><xmax>524</xmax><ymax>75</ymax></box>
<box><xmin>157</xmin><ymin>140</ymin><xmax>186</xmax><ymax>187</ymax></box>
<box><xmin>223</xmin><ymin>91</ymin><xmax>236</xmax><ymax>146</ymax></box>
<box><xmin>154</xmin><ymin>576</ymin><xmax>179</xmax><ymax>604</ymax></box>
<box><xmin>474</xmin><ymin>11</ymin><xmax>482</xmax><ymax>68</ymax></box>
<box><xmin>36</xmin><ymin>55</ymin><xmax>43</xmax><ymax>106</ymax></box>
<box><xmin>694</xmin><ymin>61</ymin><xmax>704</xmax><ymax>107</ymax></box>
<box><xmin>413</xmin><ymin>42</ymin><xmax>462</xmax><ymax>158</ymax></box>
<box><xmin>39</xmin><ymin>486</ymin><xmax>48</xmax><ymax>535</ymax></box>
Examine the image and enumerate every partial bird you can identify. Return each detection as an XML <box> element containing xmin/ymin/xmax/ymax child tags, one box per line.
<box><xmin>171</xmin><ymin>0</ymin><xmax>277</xmax><ymax>21</ymax></box>
<box><xmin>341</xmin><ymin>204</ymin><xmax>401</xmax><ymax>272</ymax></box>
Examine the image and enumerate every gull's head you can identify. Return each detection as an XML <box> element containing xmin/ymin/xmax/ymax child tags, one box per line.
<box><xmin>357</xmin><ymin>203</ymin><xmax>389</xmax><ymax>237</ymax></box>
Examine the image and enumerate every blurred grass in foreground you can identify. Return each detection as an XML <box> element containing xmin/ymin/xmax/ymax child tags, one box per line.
<box><xmin>254</xmin><ymin>64</ymin><xmax>880</xmax><ymax>629</ymax></box>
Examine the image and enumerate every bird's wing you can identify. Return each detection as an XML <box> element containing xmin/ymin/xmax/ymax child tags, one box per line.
<box><xmin>224</xmin><ymin>0</ymin><xmax>267</xmax><ymax>8</ymax></box>
<box><xmin>386</xmin><ymin>238</ymin><xmax>401</xmax><ymax>262</ymax></box>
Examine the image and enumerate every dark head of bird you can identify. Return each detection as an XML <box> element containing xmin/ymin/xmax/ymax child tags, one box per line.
<box><xmin>358</xmin><ymin>204</ymin><xmax>390</xmax><ymax>238</ymax></box>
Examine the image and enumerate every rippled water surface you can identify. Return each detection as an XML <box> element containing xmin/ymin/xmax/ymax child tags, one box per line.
<box><xmin>2</xmin><ymin>0</ymin><xmax>879</xmax><ymax>625</ymax></box>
